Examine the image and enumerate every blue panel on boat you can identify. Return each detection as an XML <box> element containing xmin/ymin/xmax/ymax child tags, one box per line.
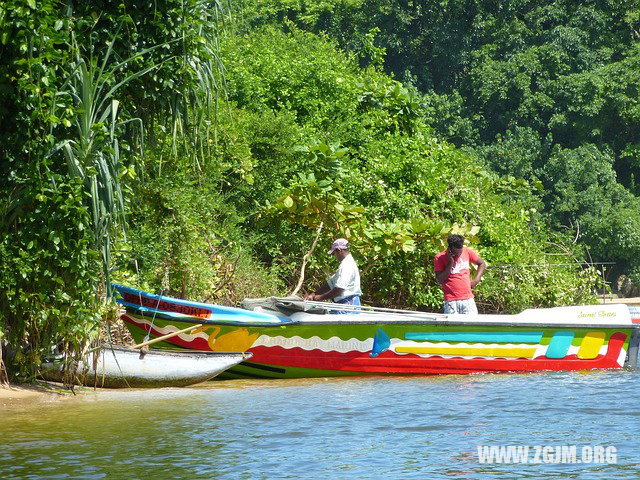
<box><xmin>545</xmin><ymin>331</ymin><xmax>575</xmax><ymax>359</ymax></box>
<box><xmin>404</xmin><ymin>332</ymin><xmax>543</xmax><ymax>343</ymax></box>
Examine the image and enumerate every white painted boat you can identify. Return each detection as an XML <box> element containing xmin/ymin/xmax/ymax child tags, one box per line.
<box><xmin>41</xmin><ymin>346</ymin><xmax>250</xmax><ymax>388</ymax></box>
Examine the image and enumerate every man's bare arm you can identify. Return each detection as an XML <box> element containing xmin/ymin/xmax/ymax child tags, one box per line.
<box><xmin>470</xmin><ymin>257</ymin><xmax>487</xmax><ymax>288</ymax></box>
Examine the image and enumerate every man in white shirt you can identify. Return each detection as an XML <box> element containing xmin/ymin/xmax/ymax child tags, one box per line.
<box><xmin>304</xmin><ymin>238</ymin><xmax>362</xmax><ymax>309</ymax></box>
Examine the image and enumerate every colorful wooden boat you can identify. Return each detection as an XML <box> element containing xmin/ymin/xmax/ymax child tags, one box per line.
<box><xmin>113</xmin><ymin>284</ymin><xmax>640</xmax><ymax>379</ymax></box>
<box><xmin>40</xmin><ymin>345</ymin><xmax>250</xmax><ymax>388</ymax></box>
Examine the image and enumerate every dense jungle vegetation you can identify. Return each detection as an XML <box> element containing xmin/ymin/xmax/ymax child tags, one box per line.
<box><xmin>1</xmin><ymin>0</ymin><xmax>638</xmax><ymax>379</ymax></box>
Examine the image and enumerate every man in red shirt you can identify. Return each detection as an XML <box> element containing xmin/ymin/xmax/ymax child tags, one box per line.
<box><xmin>434</xmin><ymin>234</ymin><xmax>486</xmax><ymax>314</ymax></box>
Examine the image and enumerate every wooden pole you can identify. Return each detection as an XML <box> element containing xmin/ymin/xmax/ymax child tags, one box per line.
<box><xmin>132</xmin><ymin>324</ymin><xmax>203</xmax><ymax>350</ymax></box>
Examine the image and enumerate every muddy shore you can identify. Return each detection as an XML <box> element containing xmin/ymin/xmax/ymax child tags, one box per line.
<box><xmin>0</xmin><ymin>382</ymin><xmax>83</xmax><ymax>407</ymax></box>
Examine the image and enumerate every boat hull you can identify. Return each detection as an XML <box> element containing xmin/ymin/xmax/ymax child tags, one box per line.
<box><xmin>41</xmin><ymin>346</ymin><xmax>249</xmax><ymax>387</ymax></box>
<box><xmin>119</xmin><ymin>310</ymin><xmax>637</xmax><ymax>379</ymax></box>
<box><xmin>113</xmin><ymin>283</ymin><xmax>640</xmax><ymax>379</ymax></box>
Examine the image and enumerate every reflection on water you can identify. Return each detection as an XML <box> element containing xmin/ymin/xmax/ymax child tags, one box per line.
<box><xmin>1</xmin><ymin>371</ymin><xmax>639</xmax><ymax>479</ymax></box>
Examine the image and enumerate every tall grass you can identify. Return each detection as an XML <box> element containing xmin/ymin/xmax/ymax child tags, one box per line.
<box><xmin>166</xmin><ymin>12</ymin><xmax>229</xmax><ymax>178</ymax></box>
<box><xmin>48</xmin><ymin>1</ymin><xmax>231</xmax><ymax>293</ymax></box>
<box><xmin>50</xmin><ymin>36</ymin><xmax>163</xmax><ymax>295</ymax></box>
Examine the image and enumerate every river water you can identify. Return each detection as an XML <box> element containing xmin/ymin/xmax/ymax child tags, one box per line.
<box><xmin>1</xmin><ymin>370</ymin><xmax>639</xmax><ymax>479</ymax></box>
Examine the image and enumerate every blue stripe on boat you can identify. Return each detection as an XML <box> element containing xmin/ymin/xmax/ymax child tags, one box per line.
<box><xmin>545</xmin><ymin>331</ymin><xmax>575</xmax><ymax>358</ymax></box>
<box><xmin>121</xmin><ymin>302</ymin><xmax>287</xmax><ymax>324</ymax></box>
<box><xmin>404</xmin><ymin>331</ymin><xmax>544</xmax><ymax>343</ymax></box>
<box><xmin>112</xmin><ymin>283</ymin><xmax>285</xmax><ymax>323</ymax></box>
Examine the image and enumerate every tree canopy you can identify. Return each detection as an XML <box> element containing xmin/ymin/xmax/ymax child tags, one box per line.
<box><xmin>237</xmin><ymin>0</ymin><xmax>640</xmax><ymax>279</ymax></box>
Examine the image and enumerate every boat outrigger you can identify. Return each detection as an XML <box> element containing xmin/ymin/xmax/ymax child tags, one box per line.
<box><xmin>40</xmin><ymin>345</ymin><xmax>250</xmax><ymax>388</ymax></box>
<box><xmin>113</xmin><ymin>284</ymin><xmax>640</xmax><ymax>379</ymax></box>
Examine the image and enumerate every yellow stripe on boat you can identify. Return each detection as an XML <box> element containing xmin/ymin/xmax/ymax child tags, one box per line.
<box><xmin>394</xmin><ymin>345</ymin><xmax>537</xmax><ymax>358</ymax></box>
<box><xmin>577</xmin><ymin>331</ymin><xmax>606</xmax><ymax>359</ymax></box>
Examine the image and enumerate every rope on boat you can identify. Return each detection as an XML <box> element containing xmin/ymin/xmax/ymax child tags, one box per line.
<box><xmin>100</xmin><ymin>262</ymin><xmax>168</xmax><ymax>388</ymax></box>
<box><xmin>104</xmin><ymin>258</ymin><xmax>154</xmax><ymax>387</ymax></box>
<box><xmin>142</xmin><ymin>271</ymin><xmax>170</xmax><ymax>344</ymax></box>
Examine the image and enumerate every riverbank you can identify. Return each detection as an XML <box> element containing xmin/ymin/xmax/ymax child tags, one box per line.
<box><xmin>0</xmin><ymin>382</ymin><xmax>81</xmax><ymax>407</ymax></box>
<box><xmin>599</xmin><ymin>296</ymin><xmax>640</xmax><ymax>305</ymax></box>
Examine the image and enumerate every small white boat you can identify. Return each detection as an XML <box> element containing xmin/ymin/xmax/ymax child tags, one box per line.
<box><xmin>41</xmin><ymin>346</ymin><xmax>250</xmax><ymax>388</ymax></box>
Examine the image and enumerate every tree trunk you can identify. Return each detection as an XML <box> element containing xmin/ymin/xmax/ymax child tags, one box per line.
<box><xmin>290</xmin><ymin>220</ymin><xmax>324</xmax><ymax>296</ymax></box>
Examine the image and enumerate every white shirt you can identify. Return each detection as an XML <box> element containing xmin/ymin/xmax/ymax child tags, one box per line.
<box><xmin>327</xmin><ymin>253</ymin><xmax>362</xmax><ymax>301</ymax></box>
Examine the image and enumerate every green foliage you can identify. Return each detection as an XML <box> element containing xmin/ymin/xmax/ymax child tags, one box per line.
<box><xmin>540</xmin><ymin>144</ymin><xmax>618</xmax><ymax>222</ymax></box>
<box><xmin>50</xmin><ymin>37</ymin><xmax>159</xmax><ymax>293</ymax></box>
<box><xmin>0</xmin><ymin>0</ymin><xmax>99</xmax><ymax>379</ymax></box>
<box><xmin>230</xmin><ymin>33</ymin><xmax>342</xmax><ymax>120</ymax></box>
<box><xmin>265</xmin><ymin>141</ymin><xmax>362</xmax><ymax>232</ymax></box>
<box><xmin>120</xmin><ymin>173</ymin><xmax>284</xmax><ymax>303</ymax></box>
<box><xmin>480</xmin><ymin>264</ymin><xmax>601</xmax><ymax>312</ymax></box>
<box><xmin>235</xmin><ymin>0</ymin><xmax>640</xmax><ymax>283</ymax></box>
<box><xmin>0</xmin><ymin>176</ymin><xmax>101</xmax><ymax>380</ymax></box>
<box><xmin>67</xmin><ymin>0</ymin><xmax>230</xmax><ymax>174</ymax></box>
<box><xmin>0</xmin><ymin>0</ymin><xmax>232</xmax><ymax>380</ymax></box>
<box><xmin>537</xmin><ymin>143</ymin><xmax>640</xmax><ymax>272</ymax></box>
<box><xmin>474</xmin><ymin>126</ymin><xmax>546</xmax><ymax>179</ymax></box>
<box><xmin>218</xmin><ymin>26</ymin><xmax>595</xmax><ymax>311</ymax></box>
<box><xmin>423</xmin><ymin>90</ymin><xmax>479</xmax><ymax>145</ymax></box>
<box><xmin>357</xmin><ymin>81</ymin><xmax>425</xmax><ymax>134</ymax></box>
<box><xmin>0</xmin><ymin>0</ymin><xmax>72</xmax><ymax>176</ymax></box>
<box><xmin>212</xmin><ymin>107</ymin><xmax>307</xmax><ymax>214</ymax></box>
<box><xmin>263</xmin><ymin>140</ymin><xmax>367</xmax><ymax>294</ymax></box>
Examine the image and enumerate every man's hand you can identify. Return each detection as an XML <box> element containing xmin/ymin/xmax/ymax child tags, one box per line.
<box><xmin>445</xmin><ymin>248</ymin><xmax>454</xmax><ymax>263</ymax></box>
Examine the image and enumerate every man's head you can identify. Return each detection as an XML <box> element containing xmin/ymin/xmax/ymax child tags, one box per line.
<box><xmin>328</xmin><ymin>238</ymin><xmax>350</xmax><ymax>260</ymax></box>
<box><xmin>447</xmin><ymin>234</ymin><xmax>464</xmax><ymax>258</ymax></box>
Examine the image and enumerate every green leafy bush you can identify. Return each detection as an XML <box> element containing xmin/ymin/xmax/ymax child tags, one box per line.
<box><xmin>232</xmin><ymin>0</ymin><xmax>640</xmax><ymax>285</ymax></box>
<box><xmin>0</xmin><ymin>176</ymin><xmax>101</xmax><ymax>379</ymax></box>
<box><xmin>119</xmin><ymin>171</ymin><xmax>284</xmax><ymax>303</ymax></box>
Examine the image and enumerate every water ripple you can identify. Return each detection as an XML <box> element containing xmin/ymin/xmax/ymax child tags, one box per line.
<box><xmin>1</xmin><ymin>370</ymin><xmax>638</xmax><ymax>479</ymax></box>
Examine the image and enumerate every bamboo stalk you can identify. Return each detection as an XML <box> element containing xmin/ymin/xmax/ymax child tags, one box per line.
<box><xmin>132</xmin><ymin>324</ymin><xmax>203</xmax><ymax>349</ymax></box>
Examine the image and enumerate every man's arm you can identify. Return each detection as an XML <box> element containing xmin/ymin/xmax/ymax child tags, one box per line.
<box><xmin>435</xmin><ymin>265</ymin><xmax>453</xmax><ymax>284</ymax></box>
<box><xmin>313</xmin><ymin>286</ymin><xmax>344</xmax><ymax>301</ymax></box>
<box><xmin>305</xmin><ymin>284</ymin><xmax>344</xmax><ymax>301</ymax></box>
<box><xmin>305</xmin><ymin>282</ymin><xmax>329</xmax><ymax>300</ymax></box>
<box><xmin>470</xmin><ymin>257</ymin><xmax>487</xmax><ymax>288</ymax></box>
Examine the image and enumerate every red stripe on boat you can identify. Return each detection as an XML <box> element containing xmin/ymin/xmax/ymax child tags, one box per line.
<box><xmin>122</xmin><ymin>292</ymin><xmax>211</xmax><ymax>318</ymax></box>
<box><xmin>246</xmin><ymin>332</ymin><xmax>628</xmax><ymax>374</ymax></box>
